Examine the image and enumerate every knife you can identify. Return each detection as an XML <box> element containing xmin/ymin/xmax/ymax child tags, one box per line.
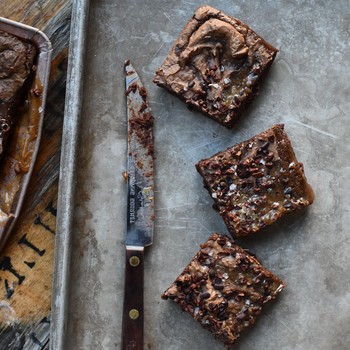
<box><xmin>122</xmin><ymin>60</ymin><xmax>155</xmax><ymax>350</ymax></box>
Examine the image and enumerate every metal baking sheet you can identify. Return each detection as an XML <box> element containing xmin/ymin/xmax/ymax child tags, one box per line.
<box><xmin>52</xmin><ymin>0</ymin><xmax>350</xmax><ymax>349</ymax></box>
<box><xmin>0</xmin><ymin>17</ymin><xmax>52</xmax><ymax>251</ymax></box>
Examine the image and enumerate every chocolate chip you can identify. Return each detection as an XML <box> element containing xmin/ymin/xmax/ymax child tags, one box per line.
<box><xmin>217</xmin><ymin>237</ymin><xmax>226</xmax><ymax>246</ymax></box>
<box><xmin>209</xmin><ymin>269</ymin><xmax>216</xmax><ymax>278</ymax></box>
<box><xmin>175</xmin><ymin>45</ymin><xmax>182</xmax><ymax>55</ymax></box>
<box><xmin>236</xmin><ymin>312</ymin><xmax>246</xmax><ymax>320</ymax></box>
<box><xmin>219</xmin><ymin>303</ymin><xmax>228</xmax><ymax>313</ymax></box>
<box><xmin>213</xmin><ymin>278</ymin><xmax>224</xmax><ymax>290</ymax></box>
<box><xmin>200</xmin><ymin>292</ymin><xmax>211</xmax><ymax>300</ymax></box>
<box><xmin>188</xmin><ymin>80</ymin><xmax>195</xmax><ymax>88</ymax></box>
<box><xmin>176</xmin><ymin>280</ymin><xmax>183</xmax><ymax>287</ymax></box>
<box><xmin>220</xmin><ymin>181</ymin><xmax>227</xmax><ymax>188</ymax></box>
<box><xmin>236</xmin><ymin>163</ymin><xmax>251</xmax><ymax>179</ymax></box>
<box><xmin>218</xmin><ymin>312</ymin><xmax>228</xmax><ymax>321</ymax></box>
<box><xmin>263</xmin><ymin>288</ymin><xmax>271</xmax><ymax>297</ymax></box>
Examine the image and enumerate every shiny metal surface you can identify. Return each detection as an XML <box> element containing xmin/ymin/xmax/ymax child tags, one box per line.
<box><xmin>50</xmin><ymin>0</ymin><xmax>90</xmax><ymax>348</ymax></box>
<box><xmin>125</xmin><ymin>61</ymin><xmax>155</xmax><ymax>247</ymax></box>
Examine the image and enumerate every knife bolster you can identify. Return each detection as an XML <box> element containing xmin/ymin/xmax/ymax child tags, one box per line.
<box><xmin>122</xmin><ymin>246</ymin><xmax>144</xmax><ymax>350</ymax></box>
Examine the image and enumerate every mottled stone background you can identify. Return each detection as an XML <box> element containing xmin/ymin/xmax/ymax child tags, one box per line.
<box><xmin>65</xmin><ymin>1</ymin><xmax>349</xmax><ymax>349</ymax></box>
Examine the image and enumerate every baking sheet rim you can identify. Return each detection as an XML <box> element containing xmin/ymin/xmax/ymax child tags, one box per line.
<box><xmin>50</xmin><ymin>0</ymin><xmax>90</xmax><ymax>349</ymax></box>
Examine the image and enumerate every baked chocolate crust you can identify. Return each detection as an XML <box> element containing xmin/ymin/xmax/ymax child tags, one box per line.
<box><xmin>196</xmin><ymin>124</ymin><xmax>314</xmax><ymax>238</ymax></box>
<box><xmin>162</xmin><ymin>233</ymin><xmax>285</xmax><ymax>348</ymax></box>
<box><xmin>154</xmin><ymin>6</ymin><xmax>278</xmax><ymax>128</ymax></box>
<box><xmin>0</xmin><ymin>31</ymin><xmax>37</xmax><ymax>158</ymax></box>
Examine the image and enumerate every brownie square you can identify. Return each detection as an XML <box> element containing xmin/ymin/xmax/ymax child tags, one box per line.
<box><xmin>154</xmin><ymin>6</ymin><xmax>278</xmax><ymax>128</ymax></box>
<box><xmin>162</xmin><ymin>233</ymin><xmax>285</xmax><ymax>348</ymax></box>
<box><xmin>196</xmin><ymin>124</ymin><xmax>314</xmax><ymax>238</ymax></box>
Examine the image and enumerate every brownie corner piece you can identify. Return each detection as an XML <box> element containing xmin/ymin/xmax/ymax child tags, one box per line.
<box><xmin>162</xmin><ymin>233</ymin><xmax>285</xmax><ymax>348</ymax></box>
<box><xmin>196</xmin><ymin>124</ymin><xmax>314</xmax><ymax>238</ymax></box>
<box><xmin>153</xmin><ymin>5</ymin><xmax>278</xmax><ymax>128</ymax></box>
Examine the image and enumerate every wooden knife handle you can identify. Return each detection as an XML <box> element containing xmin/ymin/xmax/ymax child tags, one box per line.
<box><xmin>122</xmin><ymin>247</ymin><xmax>144</xmax><ymax>350</ymax></box>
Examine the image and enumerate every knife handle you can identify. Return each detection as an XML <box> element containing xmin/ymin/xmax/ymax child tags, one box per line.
<box><xmin>122</xmin><ymin>247</ymin><xmax>144</xmax><ymax>350</ymax></box>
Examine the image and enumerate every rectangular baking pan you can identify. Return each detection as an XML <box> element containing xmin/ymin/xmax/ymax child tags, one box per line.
<box><xmin>0</xmin><ymin>17</ymin><xmax>52</xmax><ymax>251</ymax></box>
<box><xmin>51</xmin><ymin>1</ymin><xmax>349</xmax><ymax>349</ymax></box>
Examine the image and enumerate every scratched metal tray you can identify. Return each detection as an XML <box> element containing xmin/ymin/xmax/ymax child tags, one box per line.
<box><xmin>0</xmin><ymin>17</ymin><xmax>52</xmax><ymax>252</ymax></box>
<box><xmin>52</xmin><ymin>0</ymin><xmax>350</xmax><ymax>349</ymax></box>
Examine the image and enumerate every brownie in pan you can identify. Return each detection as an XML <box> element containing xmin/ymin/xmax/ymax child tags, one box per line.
<box><xmin>0</xmin><ymin>30</ymin><xmax>37</xmax><ymax>159</ymax></box>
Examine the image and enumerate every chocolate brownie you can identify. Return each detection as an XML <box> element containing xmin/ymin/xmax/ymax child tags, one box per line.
<box><xmin>154</xmin><ymin>6</ymin><xmax>278</xmax><ymax>128</ymax></box>
<box><xmin>196</xmin><ymin>124</ymin><xmax>314</xmax><ymax>238</ymax></box>
<box><xmin>162</xmin><ymin>233</ymin><xmax>285</xmax><ymax>348</ymax></box>
<box><xmin>0</xmin><ymin>31</ymin><xmax>37</xmax><ymax>159</ymax></box>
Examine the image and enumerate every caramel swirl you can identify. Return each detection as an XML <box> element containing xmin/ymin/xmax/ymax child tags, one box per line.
<box><xmin>181</xmin><ymin>19</ymin><xmax>248</xmax><ymax>64</ymax></box>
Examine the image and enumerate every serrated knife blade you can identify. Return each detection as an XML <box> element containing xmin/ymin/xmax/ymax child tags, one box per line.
<box><xmin>122</xmin><ymin>60</ymin><xmax>155</xmax><ymax>350</ymax></box>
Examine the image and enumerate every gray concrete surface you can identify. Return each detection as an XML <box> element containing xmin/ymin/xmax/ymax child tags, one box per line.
<box><xmin>65</xmin><ymin>0</ymin><xmax>350</xmax><ymax>349</ymax></box>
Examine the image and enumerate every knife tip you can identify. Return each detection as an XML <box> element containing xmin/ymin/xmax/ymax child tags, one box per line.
<box><xmin>124</xmin><ymin>59</ymin><xmax>136</xmax><ymax>76</ymax></box>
